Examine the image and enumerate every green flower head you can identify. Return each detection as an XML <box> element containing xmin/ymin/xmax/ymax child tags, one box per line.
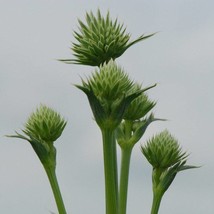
<box><xmin>123</xmin><ymin>84</ymin><xmax>156</xmax><ymax>120</ymax></box>
<box><xmin>142</xmin><ymin>130</ymin><xmax>198</xmax><ymax>202</ymax></box>
<box><xmin>61</xmin><ymin>9</ymin><xmax>154</xmax><ymax>66</ymax></box>
<box><xmin>141</xmin><ymin>130</ymin><xmax>188</xmax><ymax>169</ymax></box>
<box><xmin>87</xmin><ymin>59</ymin><xmax>134</xmax><ymax>103</ymax></box>
<box><xmin>24</xmin><ymin>105</ymin><xmax>67</xmax><ymax>143</ymax></box>
<box><xmin>7</xmin><ymin>105</ymin><xmax>67</xmax><ymax>168</ymax></box>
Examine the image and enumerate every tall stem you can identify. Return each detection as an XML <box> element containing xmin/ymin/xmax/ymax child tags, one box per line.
<box><xmin>119</xmin><ymin>148</ymin><xmax>132</xmax><ymax>214</ymax></box>
<box><xmin>102</xmin><ymin>128</ymin><xmax>118</xmax><ymax>214</ymax></box>
<box><xmin>45</xmin><ymin>167</ymin><xmax>67</xmax><ymax>214</ymax></box>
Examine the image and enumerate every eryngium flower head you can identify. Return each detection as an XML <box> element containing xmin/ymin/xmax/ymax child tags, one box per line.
<box><xmin>61</xmin><ymin>9</ymin><xmax>154</xmax><ymax>66</ymax></box>
<box><xmin>123</xmin><ymin>84</ymin><xmax>156</xmax><ymax>120</ymax></box>
<box><xmin>24</xmin><ymin>105</ymin><xmax>67</xmax><ymax>143</ymax></box>
<box><xmin>141</xmin><ymin>130</ymin><xmax>188</xmax><ymax>169</ymax></box>
<box><xmin>84</xmin><ymin>59</ymin><xmax>134</xmax><ymax>104</ymax></box>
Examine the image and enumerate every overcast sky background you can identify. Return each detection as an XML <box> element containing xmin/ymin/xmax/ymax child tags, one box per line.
<box><xmin>0</xmin><ymin>1</ymin><xmax>214</xmax><ymax>214</ymax></box>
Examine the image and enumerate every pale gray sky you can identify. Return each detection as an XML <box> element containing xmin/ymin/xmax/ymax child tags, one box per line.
<box><xmin>0</xmin><ymin>1</ymin><xmax>214</xmax><ymax>214</ymax></box>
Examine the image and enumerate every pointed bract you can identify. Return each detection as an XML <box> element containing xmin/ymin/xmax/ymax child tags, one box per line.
<box><xmin>123</xmin><ymin>83</ymin><xmax>156</xmax><ymax>120</ymax></box>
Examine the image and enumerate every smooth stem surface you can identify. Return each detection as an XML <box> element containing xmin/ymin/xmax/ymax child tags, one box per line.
<box><xmin>151</xmin><ymin>190</ymin><xmax>163</xmax><ymax>214</ymax></box>
<box><xmin>45</xmin><ymin>167</ymin><xmax>67</xmax><ymax>214</ymax></box>
<box><xmin>119</xmin><ymin>148</ymin><xmax>132</xmax><ymax>214</ymax></box>
<box><xmin>102</xmin><ymin>128</ymin><xmax>118</xmax><ymax>214</ymax></box>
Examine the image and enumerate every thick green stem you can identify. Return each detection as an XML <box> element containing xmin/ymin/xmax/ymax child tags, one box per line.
<box><xmin>102</xmin><ymin>128</ymin><xmax>118</xmax><ymax>214</ymax></box>
<box><xmin>119</xmin><ymin>148</ymin><xmax>132</xmax><ymax>214</ymax></box>
<box><xmin>45</xmin><ymin>167</ymin><xmax>67</xmax><ymax>214</ymax></box>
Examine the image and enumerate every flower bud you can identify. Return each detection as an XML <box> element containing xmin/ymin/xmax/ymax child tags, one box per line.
<box><xmin>7</xmin><ymin>105</ymin><xmax>67</xmax><ymax>168</ymax></box>
<box><xmin>24</xmin><ymin>105</ymin><xmax>67</xmax><ymax>143</ymax></box>
<box><xmin>88</xmin><ymin>59</ymin><xmax>134</xmax><ymax>102</ymax></box>
<box><xmin>60</xmin><ymin>9</ymin><xmax>154</xmax><ymax>66</ymax></box>
<box><xmin>141</xmin><ymin>130</ymin><xmax>187</xmax><ymax>169</ymax></box>
<box><xmin>123</xmin><ymin>84</ymin><xmax>156</xmax><ymax>120</ymax></box>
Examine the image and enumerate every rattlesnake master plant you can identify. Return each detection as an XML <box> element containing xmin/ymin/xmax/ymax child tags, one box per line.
<box><xmin>142</xmin><ymin>130</ymin><xmax>198</xmax><ymax>214</ymax></box>
<box><xmin>60</xmin><ymin>9</ymin><xmax>154</xmax><ymax>66</ymax></box>
<box><xmin>5</xmin><ymin>9</ymin><xmax>198</xmax><ymax>214</ymax></box>
<box><xmin>76</xmin><ymin>58</ymin><xmax>156</xmax><ymax>214</ymax></box>
<box><xmin>8</xmin><ymin>105</ymin><xmax>67</xmax><ymax>167</ymax></box>
<box><xmin>8</xmin><ymin>105</ymin><xmax>67</xmax><ymax>214</ymax></box>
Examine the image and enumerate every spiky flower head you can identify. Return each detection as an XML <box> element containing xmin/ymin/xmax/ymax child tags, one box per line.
<box><xmin>86</xmin><ymin>59</ymin><xmax>134</xmax><ymax>103</ymax></box>
<box><xmin>24</xmin><ymin>105</ymin><xmax>67</xmax><ymax>143</ymax></box>
<box><xmin>61</xmin><ymin>9</ymin><xmax>154</xmax><ymax>66</ymax></box>
<box><xmin>123</xmin><ymin>84</ymin><xmax>156</xmax><ymax>120</ymax></box>
<box><xmin>141</xmin><ymin>130</ymin><xmax>188</xmax><ymax>169</ymax></box>
<box><xmin>142</xmin><ymin>130</ymin><xmax>198</xmax><ymax>203</ymax></box>
<box><xmin>7</xmin><ymin>105</ymin><xmax>67</xmax><ymax>168</ymax></box>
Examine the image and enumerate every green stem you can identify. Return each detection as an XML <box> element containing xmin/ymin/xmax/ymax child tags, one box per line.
<box><xmin>102</xmin><ymin>128</ymin><xmax>118</xmax><ymax>214</ymax></box>
<box><xmin>119</xmin><ymin>148</ymin><xmax>132</xmax><ymax>214</ymax></box>
<box><xmin>151</xmin><ymin>169</ymin><xmax>164</xmax><ymax>214</ymax></box>
<box><xmin>45</xmin><ymin>166</ymin><xmax>67</xmax><ymax>214</ymax></box>
<box><xmin>151</xmin><ymin>190</ymin><xmax>163</xmax><ymax>214</ymax></box>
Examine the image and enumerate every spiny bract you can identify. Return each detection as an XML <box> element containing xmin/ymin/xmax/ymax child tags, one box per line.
<box><xmin>123</xmin><ymin>84</ymin><xmax>156</xmax><ymax>120</ymax></box>
<box><xmin>141</xmin><ymin>130</ymin><xmax>188</xmax><ymax>169</ymax></box>
<box><xmin>61</xmin><ymin>9</ymin><xmax>154</xmax><ymax>66</ymax></box>
<box><xmin>24</xmin><ymin>105</ymin><xmax>67</xmax><ymax>143</ymax></box>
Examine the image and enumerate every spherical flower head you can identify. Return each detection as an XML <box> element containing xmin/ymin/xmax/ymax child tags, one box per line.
<box><xmin>61</xmin><ymin>9</ymin><xmax>154</xmax><ymax>66</ymax></box>
<box><xmin>142</xmin><ymin>130</ymin><xmax>188</xmax><ymax>169</ymax></box>
<box><xmin>123</xmin><ymin>84</ymin><xmax>156</xmax><ymax>120</ymax></box>
<box><xmin>86</xmin><ymin>59</ymin><xmax>134</xmax><ymax>105</ymax></box>
<box><xmin>24</xmin><ymin>105</ymin><xmax>67</xmax><ymax>143</ymax></box>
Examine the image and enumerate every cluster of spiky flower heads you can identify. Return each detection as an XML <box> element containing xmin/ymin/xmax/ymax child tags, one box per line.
<box><xmin>141</xmin><ymin>130</ymin><xmax>188</xmax><ymax>169</ymax></box>
<box><xmin>24</xmin><ymin>105</ymin><xmax>67</xmax><ymax>143</ymax></box>
<box><xmin>60</xmin><ymin>9</ymin><xmax>154</xmax><ymax>66</ymax></box>
<box><xmin>123</xmin><ymin>83</ymin><xmax>156</xmax><ymax>121</ymax></box>
<box><xmin>76</xmin><ymin>60</ymin><xmax>149</xmax><ymax>129</ymax></box>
